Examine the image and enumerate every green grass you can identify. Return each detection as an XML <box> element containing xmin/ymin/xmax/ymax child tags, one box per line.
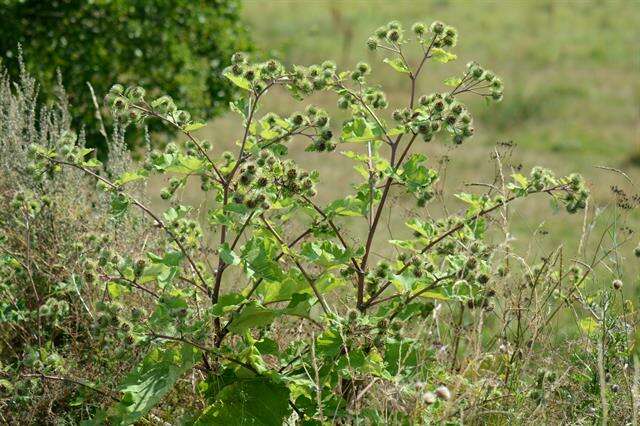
<box><xmin>163</xmin><ymin>0</ymin><xmax>639</xmax><ymax>284</ymax></box>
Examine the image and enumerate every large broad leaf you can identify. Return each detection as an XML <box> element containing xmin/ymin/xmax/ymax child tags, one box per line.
<box><xmin>90</xmin><ymin>343</ymin><xmax>199</xmax><ymax>425</ymax></box>
<box><xmin>325</xmin><ymin>196</ymin><xmax>367</xmax><ymax>217</ymax></box>
<box><xmin>193</xmin><ymin>378</ymin><xmax>291</xmax><ymax>425</ymax></box>
<box><xmin>300</xmin><ymin>240</ymin><xmax>361</xmax><ymax>268</ymax></box>
<box><xmin>228</xmin><ymin>294</ymin><xmax>314</xmax><ymax>335</ymax></box>
<box><xmin>223</xmin><ymin>68</ymin><xmax>252</xmax><ymax>90</ymax></box>
<box><xmin>242</xmin><ymin>236</ymin><xmax>284</xmax><ymax>282</ymax></box>
<box><xmin>398</xmin><ymin>153</ymin><xmax>438</xmax><ymax>195</ymax></box>
<box><xmin>228</xmin><ymin>301</ymin><xmax>278</xmax><ymax>334</ymax></box>
<box><xmin>256</xmin><ymin>270</ymin><xmax>307</xmax><ymax>303</ymax></box>
<box><xmin>431</xmin><ymin>48</ymin><xmax>457</xmax><ymax>63</ymax></box>
<box><xmin>383</xmin><ymin>57</ymin><xmax>410</xmax><ymax>73</ymax></box>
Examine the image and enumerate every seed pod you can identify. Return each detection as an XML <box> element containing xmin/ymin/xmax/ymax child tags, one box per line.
<box><xmin>430</xmin><ymin>21</ymin><xmax>445</xmax><ymax>34</ymax></box>
<box><xmin>612</xmin><ymin>279</ymin><xmax>623</xmax><ymax>290</ymax></box>
<box><xmin>412</xmin><ymin>22</ymin><xmax>426</xmax><ymax>35</ymax></box>
<box><xmin>435</xmin><ymin>385</ymin><xmax>451</xmax><ymax>401</ymax></box>
<box><xmin>231</xmin><ymin>52</ymin><xmax>247</xmax><ymax>65</ymax></box>
<box><xmin>387</xmin><ymin>29</ymin><xmax>400</xmax><ymax>42</ymax></box>
<box><xmin>423</xmin><ymin>392</ymin><xmax>437</xmax><ymax>405</ymax></box>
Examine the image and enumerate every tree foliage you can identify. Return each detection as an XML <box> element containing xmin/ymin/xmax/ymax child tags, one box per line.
<box><xmin>0</xmin><ymin>0</ymin><xmax>252</xmax><ymax>154</ymax></box>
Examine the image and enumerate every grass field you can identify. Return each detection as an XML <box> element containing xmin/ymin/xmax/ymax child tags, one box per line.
<box><xmin>168</xmin><ymin>0</ymin><xmax>639</xmax><ymax>284</ymax></box>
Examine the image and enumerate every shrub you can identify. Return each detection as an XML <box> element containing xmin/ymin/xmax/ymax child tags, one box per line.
<box><xmin>2</xmin><ymin>20</ymin><xmax>637</xmax><ymax>425</ymax></box>
<box><xmin>0</xmin><ymin>64</ymin><xmax>154</xmax><ymax>423</ymax></box>
<box><xmin>0</xmin><ymin>0</ymin><xmax>252</xmax><ymax>155</ymax></box>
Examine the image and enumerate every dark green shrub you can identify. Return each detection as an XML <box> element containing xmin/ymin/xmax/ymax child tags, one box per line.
<box><xmin>0</xmin><ymin>0</ymin><xmax>252</xmax><ymax>155</ymax></box>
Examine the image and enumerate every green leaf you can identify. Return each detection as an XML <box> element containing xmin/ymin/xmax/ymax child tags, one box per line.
<box><xmin>194</xmin><ymin>378</ymin><xmax>291</xmax><ymax>426</ymax></box>
<box><xmin>383</xmin><ymin>57</ymin><xmax>410</xmax><ymax>73</ymax></box>
<box><xmin>256</xmin><ymin>270</ymin><xmax>308</xmax><ymax>303</ymax></box>
<box><xmin>340</xmin><ymin>117</ymin><xmax>383</xmax><ymax>143</ymax></box>
<box><xmin>325</xmin><ymin>197</ymin><xmax>366</xmax><ymax>217</ymax></box>
<box><xmin>110</xmin><ymin>193</ymin><xmax>129</xmax><ymax>219</ymax></box>
<box><xmin>398</xmin><ymin>153</ymin><xmax>438</xmax><ymax>194</ymax></box>
<box><xmin>219</xmin><ymin>243</ymin><xmax>241</xmax><ymax>266</ymax></box>
<box><xmin>97</xmin><ymin>344</ymin><xmax>199</xmax><ymax>425</ymax></box>
<box><xmin>315</xmin><ymin>327</ymin><xmax>343</xmax><ymax>357</ymax></box>
<box><xmin>148</xmin><ymin>250</ymin><xmax>184</xmax><ymax>267</ymax></box>
<box><xmin>82</xmin><ymin>158</ymin><xmax>102</xmax><ymax>168</ymax></box>
<box><xmin>300</xmin><ymin>240</ymin><xmax>361</xmax><ymax>268</ymax></box>
<box><xmin>228</xmin><ymin>302</ymin><xmax>278</xmax><ymax>334</ymax></box>
<box><xmin>405</xmin><ymin>218</ymin><xmax>436</xmax><ymax>238</ymax></box>
<box><xmin>211</xmin><ymin>293</ymin><xmax>246</xmax><ymax>316</ymax></box>
<box><xmin>223</xmin><ymin>68</ymin><xmax>251</xmax><ymax>90</ymax></box>
<box><xmin>443</xmin><ymin>76</ymin><xmax>462</xmax><ymax>87</ymax></box>
<box><xmin>431</xmin><ymin>48</ymin><xmax>457</xmax><ymax>63</ymax></box>
<box><xmin>242</xmin><ymin>237</ymin><xmax>284</xmax><ymax>282</ymax></box>
<box><xmin>183</xmin><ymin>122</ymin><xmax>206</xmax><ymax>132</ymax></box>
<box><xmin>578</xmin><ymin>317</ymin><xmax>599</xmax><ymax>334</ymax></box>
<box><xmin>166</xmin><ymin>154</ymin><xmax>205</xmax><ymax>174</ymax></box>
<box><xmin>115</xmin><ymin>171</ymin><xmax>147</xmax><ymax>186</ymax></box>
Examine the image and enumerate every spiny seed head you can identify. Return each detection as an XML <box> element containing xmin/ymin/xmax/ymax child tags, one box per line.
<box><xmin>291</xmin><ymin>112</ymin><xmax>305</xmax><ymax>126</ymax></box>
<box><xmin>128</xmin><ymin>86</ymin><xmax>145</xmax><ymax>101</ymax></box>
<box><xmin>477</xmin><ymin>273</ymin><xmax>490</xmax><ymax>284</ymax></box>
<box><xmin>110</xmin><ymin>83</ymin><xmax>125</xmax><ymax>94</ymax></box>
<box><xmin>375</xmin><ymin>27</ymin><xmax>388</xmax><ymax>39</ymax></box>
<box><xmin>423</xmin><ymin>392</ymin><xmax>437</xmax><ymax>405</ymax></box>
<box><xmin>337</xmin><ymin>97</ymin><xmax>350</xmax><ymax>109</ymax></box>
<box><xmin>387</xmin><ymin>29</ymin><xmax>400</xmax><ymax>42</ymax></box>
<box><xmin>231</xmin><ymin>52</ymin><xmax>247</xmax><ymax>65</ymax></box>
<box><xmin>612</xmin><ymin>279</ymin><xmax>623</xmax><ymax>290</ymax></box>
<box><xmin>243</xmin><ymin>69</ymin><xmax>255</xmax><ymax>81</ymax></box>
<box><xmin>435</xmin><ymin>385</ymin><xmax>451</xmax><ymax>400</ymax></box>
<box><xmin>357</xmin><ymin>62</ymin><xmax>371</xmax><ymax>74</ymax></box>
<box><xmin>231</xmin><ymin>64</ymin><xmax>243</xmax><ymax>76</ymax></box>
<box><xmin>315</xmin><ymin>115</ymin><xmax>329</xmax><ymax>127</ymax></box>
<box><xmin>388</xmin><ymin>20</ymin><xmax>401</xmax><ymax>30</ymax></box>
<box><xmin>412</xmin><ymin>22</ymin><xmax>426</xmax><ymax>35</ymax></box>
<box><xmin>320</xmin><ymin>129</ymin><xmax>333</xmax><ymax>141</ymax></box>
<box><xmin>265</xmin><ymin>59</ymin><xmax>280</xmax><ymax>72</ymax></box>
<box><xmin>366</xmin><ymin>37</ymin><xmax>378</xmax><ymax>50</ymax></box>
<box><xmin>430</xmin><ymin>21</ymin><xmax>445</xmax><ymax>34</ymax></box>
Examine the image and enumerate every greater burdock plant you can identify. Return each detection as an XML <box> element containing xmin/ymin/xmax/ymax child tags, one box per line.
<box><xmin>19</xmin><ymin>20</ymin><xmax>596</xmax><ymax>424</ymax></box>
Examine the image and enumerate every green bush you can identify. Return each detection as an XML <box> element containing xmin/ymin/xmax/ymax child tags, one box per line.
<box><xmin>0</xmin><ymin>0</ymin><xmax>252</xmax><ymax>155</ymax></box>
<box><xmin>0</xmin><ymin>64</ymin><xmax>155</xmax><ymax>423</ymax></box>
<box><xmin>1</xmin><ymin>19</ymin><xmax>637</xmax><ymax>425</ymax></box>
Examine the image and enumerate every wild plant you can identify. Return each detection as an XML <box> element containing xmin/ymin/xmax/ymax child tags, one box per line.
<box><xmin>7</xmin><ymin>19</ymin><xmax>635</xmax><ymax>425</ymax></box>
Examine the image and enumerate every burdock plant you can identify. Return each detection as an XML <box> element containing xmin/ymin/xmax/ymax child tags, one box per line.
<box><xmin>27</xmin><ymin>20</ymin><xmax>589</xmax><ymax>424</ymax></box>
